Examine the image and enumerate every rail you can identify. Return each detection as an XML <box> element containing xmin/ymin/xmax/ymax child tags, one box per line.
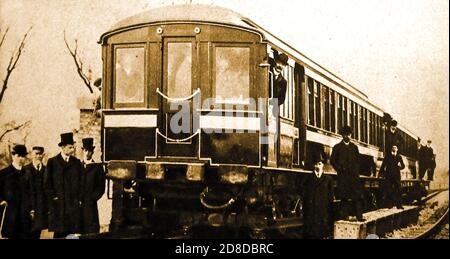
<box><xmin>156</xmin><ymin>128</ymin><xmax>200</xmax><ymax>143</ymax></box>
<box><xmin>0</xmin><ymin>203</ymin><xmax>7</xmax><ymax>239</ymax></box>
<box><xmin>414</xmin><ymin>207</ymin><xmax>449</xmax><ymax>239</ymax></box>
<box><xmin>156</xmin><ymin>88</ymin><xmax>201</xmax><ymax>102</ymax></box>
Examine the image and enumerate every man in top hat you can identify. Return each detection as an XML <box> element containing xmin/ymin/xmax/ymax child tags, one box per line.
<box><xmin>269</xmin><ymin>52</ymin><xmax>289</xmax><ymax>106</ymax></box>
<box><xmin>22</xmin><ymin>146</ymin><xmax>48</xmax><ymax>239</ymax></box>
<box><xmin>0</xmin><ymin>144</ymin><xmax>29</xmax><ymax>238</ymax></box>
<box><xmin>79</xmin><ymin>138</ymin><xmax>105</xmax><ymax>234</ymax></box>
<box><xmin>45</xmin><ymin>132</ymin><xmax>83</xmax><ymax>238</ymax></box>
<box><xmin>330</xmin><ymin>125</ymin><xmax>365</xmax><ymax>221</ymax></box>
<box><xmin>300</xmin><ymin>149</ymin><xmax>335</xmax><ymax>239</ymax></box>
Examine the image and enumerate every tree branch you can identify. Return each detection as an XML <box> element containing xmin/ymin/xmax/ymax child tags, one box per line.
<box><xmin>64</xmin><ymin>31</ymin><xmax>94</xmax><ymax>94</ymax></box>
<box><xmin>0</xmin><ymin>121</ymin><xmax>31</xmax><ymax>142</ymax></box>
<box><xmin>0</xmin><ymin>26</ymin><xmax>32</xmax><ymax>103</ymax></box>
<box><xmin>0</xmin><ymin>27</ymin><xmax>9</xmax><ymax>49</ymax></box>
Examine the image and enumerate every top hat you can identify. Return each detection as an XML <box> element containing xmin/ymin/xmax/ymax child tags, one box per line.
<box><xmin>32</xmin><ymin>146</ymin><xmax>45</xmax><ymax>153</ymax></box>
<box><xmin>276</xmin><ymin>53</ymin><xmax>289</xmax><ymax>65</ymax></box>
<box><xmin>12</xmin><ymin>144</ymin><xmax>28</xmax><ymax>157</ymax></box>
<box><xmin>58</xmin><ymin>132</ymin><xmax>75</xmax><ymax>147</ymax></box>
<box><xmin>81</xmin><ymin>138</ymin><xmax>95</xmax><ymax>151</ymax></box>
<box><xmin>340</xmin><ymin>125</ymin><xmax>353</xmax><ymax>135</ymax></box>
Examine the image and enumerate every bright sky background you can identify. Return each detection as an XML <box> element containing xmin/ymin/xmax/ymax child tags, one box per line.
<box><xmin>1</xmin><ymin>0</ymin><xmax>448</xmax><ymax>174</ymax></box>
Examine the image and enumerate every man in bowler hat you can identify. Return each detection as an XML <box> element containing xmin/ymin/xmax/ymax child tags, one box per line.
<box><xmin>79</xmin><ymin>138</ymin><xmax>105</xmax><ymax>234</ymax></box>
<box><xmin>330</xmin><ymin>126</ymin><xmax>365</xmax><ymax>221</ymax></box>
<box><xmin>23</xmin><ymin>146</ymin><xmax>48</xmax><ymax>239</ymax></box>
<box><xmin>269</xmin><ymin>52</ymin><xmax>289</xmax><ymax>106</ymax></box>
<box><xmin>301</xmin><ymin>149</ymin><xmax>335</xmax><ymax>239</ymax></box>
<box><xmin>45</xmin><ymin>133</ymin><xmax>83</xmax><ymax>238</ymax></box>
<box><xmin>0</xmin><ymin>144</ymin><xmax>28</xmax><ymax>238</ymax></box>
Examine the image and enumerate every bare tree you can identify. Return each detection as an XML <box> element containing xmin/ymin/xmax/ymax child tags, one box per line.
<box><xmin>0</xmin><ymin>26</ymin><xmax>33</xmax><ymax>103</ymax></box>
<box><xmin>63</xmin><ymin>31</ymin><xmax>96</xmax><ymax>94</ymax></box>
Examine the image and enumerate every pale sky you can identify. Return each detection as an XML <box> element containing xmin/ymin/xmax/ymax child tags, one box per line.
<box><xmin>0</xmin><ymin>0</ymin><xmax>448</xmax><ymax>173</ymax></box>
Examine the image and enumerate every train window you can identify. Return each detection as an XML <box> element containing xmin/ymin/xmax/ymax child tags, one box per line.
<box><xmin>280</xmin><ymin>65</ymin><xmax>295</xmax><ymax>120</ymax></box>
<box><xmin>167</xmin><ymin>42</ymin><xmax>192</xmax><ymax>98</ymax></box>
<box><xmin>214</xmin><ymin>46</ymin><xmax>250</xmax><ymax>104</ymax></box>
<box><xmin>343</xmin><ymin>96</ymin><xmax>348</xmax><ymax>129</ymax></box>
<box><xmin>337</xmin><ymin>94</ymin><xmax>342</xmax><ymax>133</ymax></box>
<box><xmin>307</xmin><ymin>77</ymin><xmax>314</xmax><ymax>125</ymax></box>
<box><xmin>324</xmin><ymin>86</ymin><xmax>330</xmax><ymax>131</ymax></box>
<box><xmin>314</xmin><ymin>81</ymin><xmax>321</xmax><ymax>128</ymax></box>
<box><xmin>114</xmin><ymin>46</ymin><xmax>145</xmax><ymax>104</ymax></box>
<box><xmin>330</xmin><ymin>89</ymin><xmax>336</xmax><ymax>133</ymax></box>
<box><xmin>354</xmin><ymin>103</ymin><xmax>359</xmax><ymax>140</ymax></box>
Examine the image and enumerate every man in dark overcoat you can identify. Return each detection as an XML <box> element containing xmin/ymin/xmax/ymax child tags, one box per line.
<box><xmin>301</xmin><ymin>150</ymin><xmax>334</xmax><ymax>239</ymax></box>
<box><xmin>379</xmin><ymin>145</ymin><xmax>405</xmax><ymax>209</ymax></box>
<box><xmin>23</xmin><ymin>146</ymin><xmax>48</xmax><ymax>239</ymax></box>
<box><xmin>45</xmin><ymin>133</ymin><xmax>82</xmax><ymax>238</ymax></box>
<box><xmin>330</xmin><ymin>125</ymin><xmax>364</xmax><ymax>221</ymax></box>
<box><xmin>419</xmin><ymin>140</ymin><xmax>434</xmax><ymax>180</ymax></box>
<box><xmin>79</xmin><ymin>138</ymin><xmax>105</xmax><ymax>234</ymax></box>
<box><xmin>269</xmin><ymin>52</ymin><xmax>288</xmax><ymax>106</ymax></box>
<box><xmin>0</xmin><ymin>145</ymin><xmax>29</xmax><ymax>239</ymax></box>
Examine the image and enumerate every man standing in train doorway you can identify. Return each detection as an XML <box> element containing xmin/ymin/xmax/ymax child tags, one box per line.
<box><xmin>79</xmin><ymin>138</ymin><xmax>105</xmax><ymax>234</ymax></box>
<box><xmin>269</xmin><ymin>52</ymin><xmax>289</xmax><ymax>107</ymax></box>
<box><xmin>330</xmin><ymin>126</ymin><xmax>365</xmax><ymax>222</ymax></box>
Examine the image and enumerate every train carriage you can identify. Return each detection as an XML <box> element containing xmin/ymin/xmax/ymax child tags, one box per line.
<box><xmin>98</xmin><ymin>4</ymin><xmax>426</xmax><ymax>237</ymax></box>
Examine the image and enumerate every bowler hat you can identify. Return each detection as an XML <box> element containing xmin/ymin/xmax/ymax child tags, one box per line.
<box><xmin>340</xmin><ymin>125</ymin><xmax>352</xmax><ymax>135</ymax></box>
<box><xmin>81</xmin><ymin>138</ymin><xmax>95</xmax><ymax>151</ymax></box>
<box><xmin>32</xmin><ymin>146</ymin><xmax>45</xmax><ymax>153</ymax></box>
<box><xmin>277</xmin><ymin>53</ymin><xmax>289</xmax><ymax>65</ymax></box>
<box><xmin>12</xmin><ymin>144</ymin><xmax>28</xmax><ymax>157</ymax></box>
<box><xmin>58</xmin><ymin>132</ymin><xmax>75</xmax><ymax>147</ymax></box>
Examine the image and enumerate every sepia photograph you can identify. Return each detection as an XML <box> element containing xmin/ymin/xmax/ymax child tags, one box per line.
<box><xmin>0</xmin><ymin>0</ymin><xmax>448</xmax><ymax>245</ymax></box>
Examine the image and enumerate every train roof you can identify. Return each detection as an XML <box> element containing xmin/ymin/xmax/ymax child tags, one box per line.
<box><xmin>100</xmin><ymin>4</ymin><xmax>255</xmax><ymax>40</ymax></box>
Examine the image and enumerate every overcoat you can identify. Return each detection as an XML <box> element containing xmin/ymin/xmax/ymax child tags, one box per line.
<box><xmin>45</xmin><ymin>154</ymin><xmax>82</xmax><ymax>233</ymax></box>
<box><xmin>330</xmin><ymin>141</ymin><xmax>363</xmax><ymax>200</ymax></box>
<box><xmin>80</xmin><ymin>162</ymin><xmax>105</xmax><ymax>234</ymax></box>
<box><xmin>23</xmin><ymin>163</ymin><xmax>48</xmax><ymax>232</ymax></box>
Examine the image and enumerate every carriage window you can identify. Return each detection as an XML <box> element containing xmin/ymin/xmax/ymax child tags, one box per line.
<box><xmin>215</xmin><ymin>47</ymin><xmax>250</xmax><ymax>104</ymax></box>
<box><xmin>330</xmin><ymin>90</ymin><xmax>335</xmax><ymax>133</ymax></box>
<box><xmin>308</xmin><ymin>77</ymin><xmax>314</xmax><ymax>125</ymax></box>
<box><xmin>324</xmin><ymin>86</ymin><xmax>330</xmax><ymax>131</ymax></box>
<box><xmin>314</xmin><ymin>81</ymin><xmax>321</xmax><ymax>128</ymax></box>
<box><xmin>167</xmin><ymin>42</ymin><xmax>192</xmax><ymax>98</ymax></box>
<box><xmin>280</xmin><ymin>65</ymin><xmax>295</xmax><ymax>121</ymax></box>
<box><xmin>115</xmin><ymin>47</ymin><xmax>145</xmax><ymax>104</ymax></box>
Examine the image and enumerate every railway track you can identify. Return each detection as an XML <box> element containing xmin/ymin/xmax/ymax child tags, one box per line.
<box><xmin>413</xmin><ymin>207</ymin><xmax>448</xmax><ymax>239</ymax></box>
<box><xmin>385</xmin><ymin>189</ymin><xmax>449</xmax><ymax>239</ymax></box>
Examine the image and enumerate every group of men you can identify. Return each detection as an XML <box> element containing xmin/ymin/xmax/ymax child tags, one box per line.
<box><xmin>0</xmin><ymin>133</ymin><xmax>105</xmax><ymax>239</ymax></box>
<box><xmin>301</xmin><ymin>122</ymin><xmax>436</xmax><ymax>239</ymax></box>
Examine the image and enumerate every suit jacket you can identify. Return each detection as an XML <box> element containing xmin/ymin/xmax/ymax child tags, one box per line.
<box><xmin>272</xmin><ymin>74</ymin><xmax>287</xmax><ymax>106</ymax></box>
<box><xmin>380</xmin><ymin>153</ymin><xmax>405</xmax><ymax>182</ymax></box>
<box><xmin>44</xmin><ymin>154</ymin><xmax>82</xmax><ymax>233</ymax></box>
<box><xmin>80</xmin><ymin>162</ymin><xmax>105</xmax><ymax>234</ymax></box>
<box><xmin>23</xmin><ymin>163</ymin><xmax>48</xmax><ymax>231</ymax></box>
<box><xmin>330</xmin><ymin>141</ymin><xmax>363</xmax><ymax>200</ymax></box>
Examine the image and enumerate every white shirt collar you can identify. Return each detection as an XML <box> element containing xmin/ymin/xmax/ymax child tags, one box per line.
<box><xmin>33</xmin><ymin>161</ymin><xmax>43</xmax><ymax>170</ymax></box>
<box><xmin>314</xmin><ymin>169</ymin><xmax>323</xmax><ymax>178</ymax></box>
<box><xmin>61</xmin><ymin>152</ymin><xmax>70</xmax><ymax>162</ymax></box>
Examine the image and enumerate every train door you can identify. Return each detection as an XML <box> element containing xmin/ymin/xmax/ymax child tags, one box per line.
<box><xmin>157</xmin><ymin>37</ymin><xmax>199</xmax><ymax>158</ymax></box>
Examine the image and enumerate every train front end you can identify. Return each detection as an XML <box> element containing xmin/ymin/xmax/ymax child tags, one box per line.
<box><xmin>99</xmin><ymin>5</ymin><xmax>272</xmax><ymax>236</ymax></box>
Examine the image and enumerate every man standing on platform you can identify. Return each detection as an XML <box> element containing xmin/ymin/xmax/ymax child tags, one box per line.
<box><xmin>330</xmin><ymin>126</ymin><xmax>365</xmax><ymax>222</ymax></box>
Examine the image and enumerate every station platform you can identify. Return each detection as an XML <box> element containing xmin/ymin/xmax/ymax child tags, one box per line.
<box><xmin>334</xmin><ymin>206</ymin><xmax>419</xmax><ymax>239</ymax></box>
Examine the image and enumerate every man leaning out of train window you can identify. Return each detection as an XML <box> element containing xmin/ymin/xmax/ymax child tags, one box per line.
<box><xmin>299</xmin><ymin>151</ymin><xmax>335</xmax><ymax>239</ymax></box>
<box><xmin>269</xmin><ymin>53</ymin><xmax>289</xmax><ymax>106</ymax></box>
